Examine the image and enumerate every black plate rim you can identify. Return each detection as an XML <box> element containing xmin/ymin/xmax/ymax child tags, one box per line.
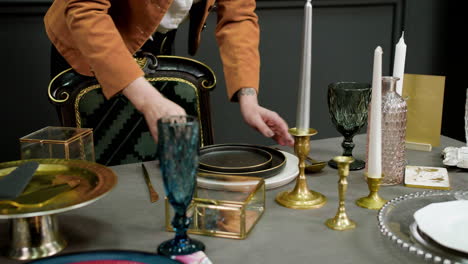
<box><xmin>199</xmin><ymin>145</ymin><xmax>273</xmax><ymax>172</ymax></box>
<box><xmin>198</xmin><ymin>144</ymin><xmax>286</xmax><ymax>178</ymax></box>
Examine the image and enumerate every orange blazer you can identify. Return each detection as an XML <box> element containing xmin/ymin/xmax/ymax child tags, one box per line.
<box><xmin>44</xmin><ymin>0</ymin><xmax>260</xmax><ymax>100</ymax></box>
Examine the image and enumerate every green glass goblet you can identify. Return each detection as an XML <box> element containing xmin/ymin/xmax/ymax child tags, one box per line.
<box><xmin>327</xmin><ymin>82</ymin><xmax>371</xmax><ymax>170</ymax></box>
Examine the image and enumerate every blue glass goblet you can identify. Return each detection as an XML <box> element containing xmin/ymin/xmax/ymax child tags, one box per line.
<box><xmin>157</xmin><ymin>115</ymin><xmax>205</xmax><ymax>256</ymax></box>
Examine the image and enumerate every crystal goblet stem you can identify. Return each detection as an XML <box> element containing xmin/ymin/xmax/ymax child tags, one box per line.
<box><xmin>342</xmin><ymin>136</ymin><xmax>355</xmax><ymax>157</ymax></box>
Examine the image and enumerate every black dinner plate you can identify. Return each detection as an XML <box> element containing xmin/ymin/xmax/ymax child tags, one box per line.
<box><xmin>198</xmin><ymin>144</ymin><xmax>286</xmax><ymax>179</ymax></box>
<box><xmin>199</xmin><ymin>145</ymin><xmax>273</xmax><ymax>173</ymax></box>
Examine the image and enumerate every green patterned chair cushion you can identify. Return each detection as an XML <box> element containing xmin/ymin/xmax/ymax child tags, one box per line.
<box><xmin>48</xmin><ymin>54</ymin><xmax>216</xmax><ymax>166</ymax></box>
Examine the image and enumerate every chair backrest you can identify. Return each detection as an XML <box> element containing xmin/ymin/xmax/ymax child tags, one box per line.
<box><xmin>48</xmin><ymin>53</ymin><xmax>216</xmax><ymax>166</ymax></box>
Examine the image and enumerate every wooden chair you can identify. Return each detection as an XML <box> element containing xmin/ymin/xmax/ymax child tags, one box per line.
<box><xmin>48</xmin><ymin>52</ymin><xmax>216</xmax><ymax>166</ymax></box>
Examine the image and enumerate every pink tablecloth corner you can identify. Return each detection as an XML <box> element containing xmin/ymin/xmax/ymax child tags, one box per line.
<box><xmin>171</xmin><ymin>251</ymin><xmax>212</xmax><ymax>264</ymax></box>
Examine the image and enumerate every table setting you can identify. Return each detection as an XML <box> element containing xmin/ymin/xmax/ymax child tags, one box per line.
<box><xmin>1</xmin><ymin>0</ymin><xmax>468</xmax><ymax>263</ymax></box>
<box><xmin>0</xmin><ymin>135</ymin><xmax>467</xmax><ymax>263</ymax></box>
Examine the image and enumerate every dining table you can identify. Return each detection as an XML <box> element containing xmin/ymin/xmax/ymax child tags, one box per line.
<box><xmin>0</xmin><ymin>134</ymin><xmax>467</xmax><ymax>264</ymax></box>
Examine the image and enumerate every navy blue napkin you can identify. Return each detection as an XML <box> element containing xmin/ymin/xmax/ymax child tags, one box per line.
<box><xmin>0</xmin><ymin>161</ymin><xmax>39</xmax><ymax>200</ymax></box>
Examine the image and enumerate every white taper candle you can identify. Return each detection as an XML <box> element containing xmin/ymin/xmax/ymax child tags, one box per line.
<box><xmin>367</xmin><ymin>46</ymin><xmax>383</xmax><ymax>178</ymax></box>
<box><xmin>392</xmin><ymin>32</ymin><xmax>407</xmax><ymax>96</ymax></box>
<box><xmin>296</xmin><ymin>0</ymin><xmax>312</xmax><ymax>132</ymax></box>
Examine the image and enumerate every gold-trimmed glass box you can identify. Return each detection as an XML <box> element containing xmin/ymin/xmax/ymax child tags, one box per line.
<box><xmin>20</xmin><ymin>126</ymin><xmax>95</xmax><ymax>161</ymax></box>
<box><xmin>165</xmin><ymin>174</ymin><xmax>265</xmax><ymax>239</ymax></box>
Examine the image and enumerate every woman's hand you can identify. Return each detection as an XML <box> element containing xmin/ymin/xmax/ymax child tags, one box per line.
<box><xmin>122</xmin><ymin>77</ymin><xmax>186</xmax><ymax>142</ymax></box>
<box><xmin>238</xmin><ymin>88</ymin><xmax>294</xmax><ymax>146</ymax></box>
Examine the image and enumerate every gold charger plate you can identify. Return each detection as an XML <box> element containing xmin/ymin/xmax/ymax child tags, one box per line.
<box><xmin>0</xmin><ymin>159</ymin><xmax>117</xmax><ymax>219</ymax></box>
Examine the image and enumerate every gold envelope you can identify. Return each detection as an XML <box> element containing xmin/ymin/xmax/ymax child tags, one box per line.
<box><xmin>402</xmin><ymin>74</ymin><xmax>446</xmax><ymax>147</ymax></box>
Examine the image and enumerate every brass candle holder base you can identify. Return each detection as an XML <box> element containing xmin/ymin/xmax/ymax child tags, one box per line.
<box><xmin>356</xmin><ymin>175</ymin><xmax>387</xmax><ymax>210</ymax></box>
<box><xmin>325</xmin><ymin>216</ymin><xmax>356</xmax><ymax>231</ymax></box>
<box><xmin>276</xmin><ymin>189</ymin><xmax>327</xmax><ymax>209</ymax></box>
<box><xmin>275</xmin><ymin>128</ymin><xmax>327</xmax><ymax>209</ymax></box>
<box><xmin>325</xmin><ymin>156</ymin><xmax>356</xmax><ymax>231</ymax></box>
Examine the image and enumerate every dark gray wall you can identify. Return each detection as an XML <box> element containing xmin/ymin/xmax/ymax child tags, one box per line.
<box><xmin>0</xmin><ymin>0</ymin><xmax>450</xmax><ymax>162</ymax></box>
<box><xmin>0</xmin><ymin>1</ymin><xmax>60</xmax><ymax>163</ymax></box>
<box><xmin>177</xmin><ymin>0</ymin><xmax>448</xmax><ymax>146</ymax></box>
<box><xmin>442</xmin><ymin>2</ymin><xmax>462</xmax><ymax>142</ymax></box>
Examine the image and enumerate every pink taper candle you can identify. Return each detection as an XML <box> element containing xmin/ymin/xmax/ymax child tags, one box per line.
<box><xmin>367</xmin><ymin>46</ymin><xmax>383</xmax><ymax>178</ymax></box>
<box><xmin>295</xmin><ymin>0</ymin><xmax>312</xmax><ymax>132</ymax></box>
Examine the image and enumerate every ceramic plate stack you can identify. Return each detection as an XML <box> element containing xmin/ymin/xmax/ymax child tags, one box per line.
<box><xmin>197</xmin><ymin>144</ymin><xmax>298</xmax><ymax>190</ymax></box>
<box><xmin>199</xmin><ymin>145</ymin><xmax>274</xmax><ymax>174</ymax></box>
<box><xmin>412</xmin><ymin>200</ymin><xmax>468</xmax><ymax>256</ymax></box>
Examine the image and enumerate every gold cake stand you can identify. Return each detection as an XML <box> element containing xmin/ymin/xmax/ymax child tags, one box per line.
<box><xmin>0</xmin><ymin>159</ymin><xmax>117</xmax><ymax>260</ymax></box>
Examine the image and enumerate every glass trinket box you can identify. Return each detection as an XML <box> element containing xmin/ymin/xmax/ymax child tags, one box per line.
<box><xmin>165</xmin><ymin>174</ymin><xmax>265</xmax><ymax>239</ymax></box>
<box><xmin>20</xmin><ymin>126</ymin><xmax>95</xmax><ymax>161</ymax></box>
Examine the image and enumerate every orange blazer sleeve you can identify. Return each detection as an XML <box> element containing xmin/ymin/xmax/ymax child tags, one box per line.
<box><xmin>64</xmin><ymin>0</ymin><xmax>144</xmax><ymax>99</ymax></box>
<box><xmin>215</xmin><ymin>0</ymin><xmax>260</xmax><ymax>101</ymax></box>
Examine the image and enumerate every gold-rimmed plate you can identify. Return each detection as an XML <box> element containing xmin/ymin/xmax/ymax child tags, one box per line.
<box><xmin>199</xmin><ymin>145</ymin><xmax>273</xmax><ymax>173</ymax></box>
<box><xmin>198</xmin><ymin>144</ymin><xmax>286</xmax><ymax>179</ymax></box>
<box><xmin>0</xmin><ymin>159</ymin><xmax>117</xmax><ymax>219</ymax></box>
<box><xmin>198</xmin><ymin>150</ymin><xmax>298</xmax><ymax>190</ymax></box>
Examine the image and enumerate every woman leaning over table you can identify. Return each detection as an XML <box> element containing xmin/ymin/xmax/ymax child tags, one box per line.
<box><xmin>44</xmin><ymin>0</ymin><xmax>294</xmax><ymax>146</ymax></box>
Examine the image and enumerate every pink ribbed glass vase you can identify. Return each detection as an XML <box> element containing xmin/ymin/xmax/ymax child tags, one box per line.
<box><xmin>381</xmin><ymin>76</ymin><xmax>407</xmax><ymax>185</ymax></box>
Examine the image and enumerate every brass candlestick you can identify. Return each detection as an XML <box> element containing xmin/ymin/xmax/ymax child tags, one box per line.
<box><xmin>325</xmin><ymin>156</ymin><xmax>356</xmax><ymax>230</ymax></box>
<box><xmin>276</xmin><ymin>128</ymin><xmax>326</xmax><ymax>209</ymax></box>
<box><xmin>356</xmin><ymin>174</ymin><xmax>387</xmax><ymax>210</ymax></box>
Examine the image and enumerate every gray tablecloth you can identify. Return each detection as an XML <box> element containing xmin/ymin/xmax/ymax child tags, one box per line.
<box><xmin>1</xmin><ymin>135</ymin><xmax>467</xmax><ymax>263</ymax></box>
